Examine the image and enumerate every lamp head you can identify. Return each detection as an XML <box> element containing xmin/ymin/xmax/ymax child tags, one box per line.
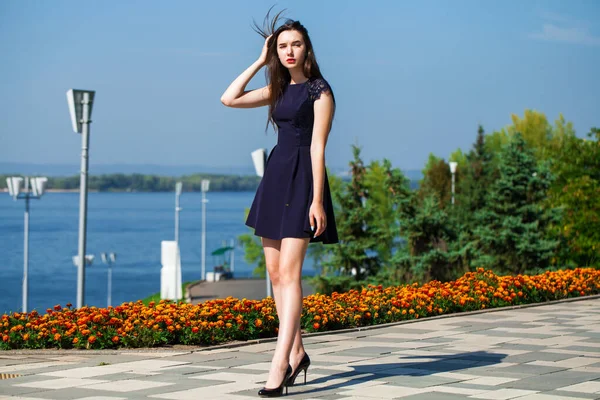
<box><xmin>201</xmin><ymin>179</ymin><xmax>210</xmax><ymax>192</ymax></box>
<box><xmin>66</xmin><ymin>89</ymin><xmax>95</xmax><ymax>133</ymax></box>
<box><xmin>6</xmin><ymin>177</ymin><xmax>23</xmax><ymax>200</ymax></box>
<box><xmin>30</xmin><ymin>177</ymin><xmax>48</xmax><ymax>197</ymax></box>
<box><xmin>250</xmin><ymin>148</ymin><xmax>267</xmax><ymax>177</ymax></box>
<box><xmin>449</xmin><ymin>162</ymin><xmax>458</xmax><ymax>174</ymax></box>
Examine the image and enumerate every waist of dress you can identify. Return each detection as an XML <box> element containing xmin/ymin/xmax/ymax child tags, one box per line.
<box><xmin>276</xmin><ymin>142</ymin><xmax>311</xmax><ymax>148</ymax></box>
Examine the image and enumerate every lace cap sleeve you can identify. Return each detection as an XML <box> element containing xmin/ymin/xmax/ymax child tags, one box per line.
<box><xmin>307</xmin><ymin>78</ymin><xmax>332</xmax><ymax>102</ymax></box>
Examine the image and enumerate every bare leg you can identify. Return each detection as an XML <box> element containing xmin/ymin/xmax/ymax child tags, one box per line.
<box><xmin>262</xmin><ymin>238</ymin><xmax>307</xmax><ymax>371</ymax></box>
<box><xmin>263</xmin><ymin>237</ymin><xmax>310</xmax><ymax>389</ymax></box>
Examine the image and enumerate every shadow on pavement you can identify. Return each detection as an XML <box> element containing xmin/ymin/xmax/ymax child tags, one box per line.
<box><xmin>291</xmin><ymin>350</ymin><xmax>507</xmax><ymax>395</ymax></box>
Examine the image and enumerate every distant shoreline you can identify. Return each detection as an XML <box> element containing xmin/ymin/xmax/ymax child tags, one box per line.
<box><xmin>1</xmin><ymin>188</ymin><xmax>98</xmax><ymax>193</ymax></box>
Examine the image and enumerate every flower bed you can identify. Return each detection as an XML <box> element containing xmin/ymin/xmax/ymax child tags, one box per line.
<box><xmin>2</xmin><ymin>267</ymin><xmax>599</xmax><ymax>350</ymax></box>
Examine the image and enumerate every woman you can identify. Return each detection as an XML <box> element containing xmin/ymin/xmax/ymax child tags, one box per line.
<box><xmin>221</xmin><ymin>8</ymin><xmax>339</xmax><ymax>397</ymax></box>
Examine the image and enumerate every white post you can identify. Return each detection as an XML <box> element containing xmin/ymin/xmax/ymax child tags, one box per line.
<box><xmin>22</xmin><ymin>180</ymin><xmax>30</xmax><ymax>313</ymax></box>
<box><xmin>451</xmin><ymin>173</ymin><xmax>455</xmax><ymax>205</ymax></box>
<box><xmin>201</xmin><ymin>181</ymin><xmax>209</xmax><ymax>281</ymax></box>
<box><xmin>230</xmin><ymin>238</ymin><xmax>235</xmax><ymax>274</ymax></box>
<box><xmin>202</xmin><ymin>190</ymin><xmax>206</xmax><ymax>281</ymax></box>
<box><xmin>7</xmin><ymin>176</ymin><xmax>47</xmax><ymax>313</ymax></box>
<box><xmin>107</xmin><ymin>262</ymin><xmax>112</xmax><ymax>307</ymax></box>
<box><xmin>449</xmin><ymin>161</ymin><xmax>458</xmax><ymax>206</ymax></box>
<box><xmin>174</xmin><ymin>185</ymin><xmax>181</xmax><ymax>301</ymax></box>
<box><xmin>76</xmin><ymin>92</ymin><xmax>91</xmax><ymax>309</ymax></box>
<box><xmin>266</xmin><ymin>269</ymin><xmax>272</xmax><ymax>298</ymax></box>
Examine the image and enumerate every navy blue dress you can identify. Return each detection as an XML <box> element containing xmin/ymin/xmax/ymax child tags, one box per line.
<box><xmin>245</xmin><ymin>77</ymin><xmax>339</xmax><ymax>244</ymax></box>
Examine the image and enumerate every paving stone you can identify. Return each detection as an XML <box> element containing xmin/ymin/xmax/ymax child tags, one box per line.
<box><xmin>562</xmin><ymin>345</ymin><xmax>600</xmax><ymax>353</ymax></box>
<box><xmin>373</xmin><ymin>374</ymin><xmax>461</xmax><ymax>388</ymax></box>
<box><xmin>503</xmin><ymin>351</ymin><xmax>574</xmax><ymax>363</ymax></box>
<box><xmin>398</xmin><ymin>392</ymin><xmax>483</xmax><ymax>399</ymax></box>
<box><xmin>2</xmin><ymin>298</ymin><xmax>600</xmax><ymax>400</ymax></box>
<box><xmin>523</xmin><ymin>391</ymin><xmax>600</xmax><ymax>399</ymax></box>
<box><xmin>499</xmin><ymin>373</ymin><xmax>600</xmax><ymax>391</ymax></box>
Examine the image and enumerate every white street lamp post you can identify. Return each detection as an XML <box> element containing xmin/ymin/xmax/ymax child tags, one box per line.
<box><xmin>201</xmin><ymin>179</ymin><xmax>210</xmax><ymax>281</ymax></box>
<box><xmin>251</xmin><ymin>148</ymin><xmax>272</xmax><ymax>298</ymax></box>
<box><xmin>100</xmin><ymin>252</ymin><xmax>117</xmax><ymax>307</ymax></box>
<box><xmin>67</xmin><ymin>89</ymin><xmax>96</xmax><ymax>309</ymax></box>
<box><xmin>449</xmin><ymin>161</ymin><xmax>458</xmax><ymax>206</ymax></box>
<box><xmin>175</xmin><ymin>182</ymin><xmax>182</xmax><ymax>302</ymax></box>
<box><xmin>229</xmin><ymin>238</ymin><xmax>235</xmax><ymax>275</ymax></box>
<box><xmin>6</xmin><ymin>176</ymin><xmax>48</xmax><ymax>313</ymax></box>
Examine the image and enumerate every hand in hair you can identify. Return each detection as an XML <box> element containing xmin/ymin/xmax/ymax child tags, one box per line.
<box><xmin>258</xmin><ymin>34</ymin><xmax>273</xmax><ymax>66</ymax></box>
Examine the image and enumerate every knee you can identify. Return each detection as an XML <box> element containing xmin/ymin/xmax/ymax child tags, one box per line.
<box><xmin>266</xmin><ymin>265</ymin><xmax>280</xmax><ymax>286</ymax></box>
<box><xmin>278</xmin><ymin>270</ymin><xmax>301</xmax><ymax>287</ymax></box>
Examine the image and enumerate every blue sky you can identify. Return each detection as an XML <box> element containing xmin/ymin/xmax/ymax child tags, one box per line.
<box><xmin>1</xmin><ymin>0</ymin><xmax>599</xmax><ymax>172</ymax></box>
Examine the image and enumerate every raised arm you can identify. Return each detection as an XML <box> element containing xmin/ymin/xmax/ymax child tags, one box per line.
<box><xmin>220</xmin><ymin>35</ymin><xmax>273</xmax><ymax>109</ymax></box>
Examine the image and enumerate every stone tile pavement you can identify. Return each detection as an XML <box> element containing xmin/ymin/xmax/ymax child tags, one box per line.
<box><xmin>1</xmin><ymin>297</ymin><xmax>600</xmax><ymax>399</ymax></box>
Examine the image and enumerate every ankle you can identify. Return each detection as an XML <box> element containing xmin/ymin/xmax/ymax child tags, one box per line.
<box><xmin>291</xmin><ymin>347</ymin><xmax>306</xmax><ymax>359</ymax></box>
<box><xmin>271</xmin><ymin>357</ymin><xmax>289</xmax><ymax>371</ymax></box>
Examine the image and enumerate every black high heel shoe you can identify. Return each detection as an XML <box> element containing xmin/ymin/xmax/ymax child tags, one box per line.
<box><xmin>287</xmin><ymin>352</ymin><xmax>311</xmax><ymax>386</ymax></box>
<box><xmin>258</xmin><ymin>364</ymin><xmax>292</xmax><ymax>397</ymax></box>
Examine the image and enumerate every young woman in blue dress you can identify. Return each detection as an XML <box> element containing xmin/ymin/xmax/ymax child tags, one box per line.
<box><xmin>221</xmin><ymin>8</ymin><xmax>337</xmax><ymax>397</ymax></box>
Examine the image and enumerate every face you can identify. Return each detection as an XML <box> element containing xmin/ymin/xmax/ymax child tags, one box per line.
<box><xmin>276</xmin><ymin>30</ymin><xmax>306</xmax><ymax>70</ymax></box>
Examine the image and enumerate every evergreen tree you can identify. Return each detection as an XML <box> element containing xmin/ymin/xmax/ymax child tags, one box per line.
<box><xmin>455</xmin><ymin>125</ymin><xmax>497</xmax><ymax>228</ymax></box>
<box><xmin>392</xmin><ymin>194</ymin><xmax>461</xmax><ymax>283</ymax></box>
<box><xmin>320</xmin><ymin>145</ymin><xmax>381</xmax><ymax>280</ymax></box>
<box><xmin>472</xmin><ymin>133</ymin><xmax>559</xmax><ymax>274</ymax></box>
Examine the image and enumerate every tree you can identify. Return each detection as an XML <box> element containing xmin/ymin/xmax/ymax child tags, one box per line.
<box><xmin>391</xmin><ymin>193</ymin><xmax>462</xmax><ymax>283</ymax></box>
<box><xmin>454</xmin><ymin>125</ymin><xmax>497</xmax><ymax>229</ymax></box>
<box><xmin>320</xmin><ymin>145</ymin><xmax>382</xmax><ymax>280</ymax></box>
<box><xmin>418</xmin><ymin>153</ymin><xmax>452</xmax><ymax>208</ymax></box>
<box><xmin>472</xmin><ymin>133</ymin><xmax>559</xmax><ymax>274</ymax></box>
<box><xmin>486</xmin><ymin>110</ymin><xmax>576</xmax><ymax>164</ymax></box>
<box><xmin>547</xmin><ymin>127</ymin><xmax>600</xmax><ymax>267</ymax></box>
<box><xmin>238</xmin><ymin>208</ymin><xmax>266</xmax><ymax>277</ymax></box>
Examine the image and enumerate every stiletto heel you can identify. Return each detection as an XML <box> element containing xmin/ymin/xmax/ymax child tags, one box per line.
<box><xmin>287</xmin><ymin>352</ymin><xmax>311</xmax><ymax>386</ymax></box>
<box><xmin>258</xmin><ymin>364</ymin><xmax>292</xmax><ymax>397</ymax></box>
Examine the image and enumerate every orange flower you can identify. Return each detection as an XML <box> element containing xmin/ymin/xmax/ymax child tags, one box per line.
<box><xmin>88</xmin><ymin>335</ymin><xmax>97</xmax><ymax>344</ymax></box>
<box><xmin>72</xmin><ymin>337</ymin><xmax>79</xmax><ymax>344</ymax></box>
<box><xmin>313</xmin><ymin>323</ymin><xmax>320</xmax><ymax>330</ymax></box>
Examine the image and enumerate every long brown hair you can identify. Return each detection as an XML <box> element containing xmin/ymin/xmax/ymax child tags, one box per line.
<box><xmin>252</xmin><ymin>6</ymin><xmax>336</xmax><ymax>134</ymax></box>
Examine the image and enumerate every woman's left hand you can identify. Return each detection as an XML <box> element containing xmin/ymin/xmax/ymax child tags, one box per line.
<box><xmin>309</xmin><ymin>202</ymin><xmax>327</xmax><ymax>238</ymax></box>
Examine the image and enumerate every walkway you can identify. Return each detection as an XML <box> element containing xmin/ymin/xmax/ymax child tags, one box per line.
<box><xmin>1</xmin><ymin>297</ymin><xmax>599</xmax><ymax>399</ymax></box>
